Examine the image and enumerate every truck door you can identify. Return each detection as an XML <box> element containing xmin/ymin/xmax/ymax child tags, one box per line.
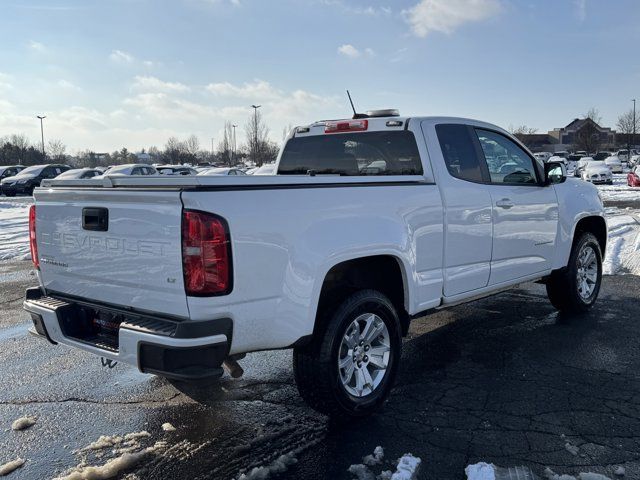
<box><xmin>471</xmin><ymin>128</ymin><xmax>559</xmax><ymax>285</ymax></box>
<box><xmin>425</xmin><ymin>122</ymin><xmax>493</xmax><ymax>296</ymax></box>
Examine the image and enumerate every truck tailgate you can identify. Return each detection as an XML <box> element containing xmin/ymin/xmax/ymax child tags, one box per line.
<box><xmin>34</xmin><ymin>188</ymin><xmax>189</xmax><ymax>317</ymax></box>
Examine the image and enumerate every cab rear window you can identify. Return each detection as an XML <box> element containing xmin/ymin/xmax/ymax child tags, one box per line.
<box><xmin>278</xmin><ymin>131</ymin><xmax>423</xmax><ymax>176</ymax></box>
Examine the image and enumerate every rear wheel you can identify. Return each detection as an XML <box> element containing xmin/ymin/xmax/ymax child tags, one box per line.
<box><xmin>293</xmin><ymin>290</ymin><xmax>402</xmax><ymax>418</ymax></box>
<box><xmin>546</xmin><ymin>232</ymin><xmax>602</xmax><ymax>313</ymax></box>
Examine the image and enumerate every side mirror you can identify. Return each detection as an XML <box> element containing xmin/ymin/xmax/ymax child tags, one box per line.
<box><xmin>545</xmin><ymin>161</ymin><xmax>567</xmax><ymax>185</ymax></box>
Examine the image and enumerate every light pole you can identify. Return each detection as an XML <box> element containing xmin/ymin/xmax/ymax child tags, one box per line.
<box><xmin>633</xmin><ymin>99</ymin><xmax>636</xmax><ymax>152</ymax></box>
<box><xmin>36</xmin><ymin>115</ymin><xmax>46</xmax><ymax>157</ymax></box>
<box><xmin>211</xmin><ymin>137</ymin><xmax>214</xmax><ymax>157</ymax></box>
<box><xmin>251</xmin><ymin>105</ymin><xmax>261</xmax><ymax>165</ymax></box>
<box><xmin>232</xmin><ymin>124</ymin><xmax>237</xmax><ymax>165</ymax></box>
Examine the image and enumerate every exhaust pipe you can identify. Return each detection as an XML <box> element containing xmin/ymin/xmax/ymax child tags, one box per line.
<box><xmin>222</xmin><ymin>357</ymin><xmax>244</xmax><ymax>378</ymax></box>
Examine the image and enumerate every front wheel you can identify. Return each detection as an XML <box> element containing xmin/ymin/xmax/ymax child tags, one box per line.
<box><xmin>546</xmin><ymin>232</ymin><xmax>602</xmax><ymax>313</ymax></box>
<box><xmin>293</xmin><ymin>290</ymin><xmax>402</xmax><ymax>418</ymax></box>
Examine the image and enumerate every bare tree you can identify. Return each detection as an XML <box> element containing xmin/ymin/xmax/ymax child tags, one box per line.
<box><xmin>244</xmin><ymin>109</ymin><xmax>270</xmax><ymax>166</ymax></box>
<box><xmin>46</xmin><ymin>139</ymin><xmax>66</xmax><ymax>161</ymax></box>
<box><xmin>584</xmin><ymin>107</ymin><xmax>602</xmax><ymax>125</ymax></box>
<box><xmin>164</xmin><ymin>136</ymin><xmax>184</xmax><ymax>164</ymax></box>
<box><xmin>574</xmin><ymin>122</ymin><xmax>601</xmax><ymax>153</ymax></box>
<box><xmin>616</xmin><ymin>110</ymin><xmax>640</xmax><ymax>147</ymax></box>
<box><xmin>510</xmin><ymin>125</ymin><xmax>538</xmax><ymax>135</ymax></box>
<box><xmin>183</xmin><ymin>134</ymin><xmax>200</xmax><ymax>157</ymax></box>
<box><xmin>217</xmin><ymin>122</ymin><xmax>235</xmax><ymax>166</ymax></box>
<box><xmin>8</xmin><ymin>133</ymin><xmax>30</xmax><ymax>151</ymax></box>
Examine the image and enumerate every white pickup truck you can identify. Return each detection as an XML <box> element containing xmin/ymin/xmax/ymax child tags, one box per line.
<box><xmin>24</xmin><ymin>112</ymin><xmax>606</xmax><ymax>417</ymax></box>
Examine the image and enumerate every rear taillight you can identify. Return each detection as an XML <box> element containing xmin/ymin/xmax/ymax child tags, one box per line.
<box><xmin>182</xmin><ymin>210</ymin><xmax>232</xmax><ymax>296</ymax></box>
<box><xmin>29</xmin><ymin>205</ymin><xmax>39</xmax><ymax>269</ymax></box>
<box><xmin>325</xmin><ymin>119</ymin><xmax>368</xmax><ymax>134</ymax></box>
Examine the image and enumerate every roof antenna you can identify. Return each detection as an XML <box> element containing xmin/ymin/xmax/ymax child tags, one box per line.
<box><xmin>346</xmin><ymin>90</ymin><xmax>368</xmax><ymax>119</ymax></box>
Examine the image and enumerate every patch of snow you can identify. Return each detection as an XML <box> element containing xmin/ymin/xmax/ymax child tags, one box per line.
<box><xmin>76</xmin><ymin>431</ymin><xmax>151</xmax><ymax>453</ymax></box>
<box><xmin>603</xmin><ymin>209</ymin><xmax>640</xmax><ymax>275</ymax></box>
<box><xmin>614</xmin><ymin>466</ymin><xmax>625</xmax><ymax>477</ymax></box>
<box><xmin>544</xmin><ymin>466</ymin><xmax>612</xmax><ymax>480</ymax></box>
<box><xmin>564</xmin><ymin>441</ymin><xmax>579</xmax><ymax>456</ymax></box>
<box><xmin>390</xmin><ymin>454</ymin><xmax>421</xmax><ymax>480</ymax></box>
<box><xmin>596</xmin><ymin>176</ymin><xmax>640</xmax><ymax>202</ymax></box>
<box><xmin>53</xmin><ymin>441</ymin><xmax>165</xmax><ymax>480</ymax></box>
<box><xmin>11</xmin><ymin>416</ymin><xmax>36</xmax><ymax>431</ymax></box>
<box><xmin>466</xmin><ymin>462</ymin><xmax>496</xmax><ymax>480</ymax></box>
<box><xmin>0</xmin><ymin>199</ymin><xmax>31</xmax><ymax>261</ymax></box>
<box><xmin>161</xmin><ymin>423</ymin><xmax>176</xmax><ymax>432</ymax></box>
<box><xmin>378</xmin><ymin>471</ymin><xmax>393</xmax><ymax>480</ymax></box>
<box><xmin>363</xmin><ymin>446</ymin><xmax>384</xmax><ymax>466</ymax></box>
<box><xmin>0</xmin><ymin>458</ymin><xmax>25</xmax><ymax>476</ymax></box>
<box><xmin>237</xmin><ymin>452</ymin><xmax>297</xmax><ymax>480</ymax></box>
<box><xmin>348</xmin><ymin>463</ymin><xmax>375</xmax><ymax>480</ymax></box>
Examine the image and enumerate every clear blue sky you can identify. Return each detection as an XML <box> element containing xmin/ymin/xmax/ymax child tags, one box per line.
<box><xmin>0</xmin><ymin>0</ymin><xmax>638</xmax><ymax>152</ymax></box>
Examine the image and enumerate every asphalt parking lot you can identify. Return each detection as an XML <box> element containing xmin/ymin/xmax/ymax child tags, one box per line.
<box><xmin>1</xmin><ymin>260</ymin><xmax>640</xmax><ymax>479</ymax></box>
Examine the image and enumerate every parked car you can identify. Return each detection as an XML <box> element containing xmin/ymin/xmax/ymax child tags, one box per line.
<box><xmin>25</xmin><ymin>113</ymin><xmax>606</xmax><ymax>418</ymax></box>
<box><xmin>547</xmin><ymin>155</ymin><xmax>567</xmax><ymax>165</ymax></box>
<box><xmin>629</xmin><ymin>155</ymin><xmax>640</xmax><ymax>168</ymax></box>
<box><xmin>55</xmin><ymin>168</ymin><xmax>102</xmax><ymax>180</ymax></box>
<box><xmin>156</xmin><ymin>165</ymin><xmax>198</xmax><ymax>176</ymax></box>
<box><xmin>533</xmin><ymin>152</ymin><xmax>552</xmax><ymax>162</ymax></box>
<box><xmin>197</xmin><ymin>167</ymin><xmax>247</xmax><ymax>176</ymax></box>
<box><xmin>581</xmin><ymin>160</ymin><xmax>613</xmax><ymax>184</ymax></box>
<box><xmin>627</xmin><ymin>166</ymin><xmax>640</xmax><ymax>187</ymax></box>
<box><xmin>592</xmin><ymin>152</ymin><xmax>611</xmax><ymax>161</ymax></box>
<box><xmin>252</xmin><ymin>164</ymin><xmax>276</xmax><ymax>175</ymax></box>
<box><xmin>0</xmin><ymin>165</ymin><xmax>25</xmax><ymax>184</ymax></box>
<box><xmin>574</xmin><ymin>157</ymin><xmax>594</xmax><ymax>177</ymax></box>
<box><xmin>615</xmin><ymin>149</ymin><xmax>630</xmax><ymax>163</ymax></box>
<box><xmin>0</xmin><ymin>164</ymin><xmax>70</xmax><ymax>196</ymax></box>
<box><xmin>604</xmin><ymin>156</ymin><xmax>623</xmax><ymax>173</ymax></box>
<box><xmin>97</xmin><ymin>164</ymin><xmax>158</xmax><ymax>177</ymax></box>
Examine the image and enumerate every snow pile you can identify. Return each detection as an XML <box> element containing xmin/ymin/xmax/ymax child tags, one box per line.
<box><xmin>390</xmin><ymin>454</ymin><xmax>421</xmax><ymax>480</ymax></box>
<box><xmin>603</xmin><ymin>209</ymin><xmax>640</xmax><ymax>275</ymax></box>
<box><xmin>237</xmin><ymin>452</ymin><xmax>297</xmax><ymax>480</ymax></box>
<box><xmin>363</xmin><ymin>446</ymin><xmax>385</xmax><ymax>466</ymax></box>
<box><xmin>161</xmin><ymin>423</ymin><xmax>176</xmax><ymax>432</ymax></box>
<box><xmin>75</xmin><ymin>431</ymin><xmax>151</xmax><ymax>454</ymax></box>
<box><xmin>466</xmin><ymin>462</ymin><xmax>497</xmax><ymax>479</ymax></box>
<box><xmin>0</xmin><ymin>199</ymin><xmax>31</xmax><ymax>261</ymax></box>
<box><xmin>11</xmin><ymin>416</ymin><xmax>36</xmax><ymax>431</ymax></box>
<box><xmin>53</xmin><ymin>442</ymin><xmax>166</xmax><ymax>480</ymax></box>
<box><xmin>0</xmin><ymin>458</ymin><xmax>25</xmax><ymax>476</ymax></box>
<box><xmin>348</xmin><ymin>448</ymin><xmax>420</xmax><ymax>480</ymax></box>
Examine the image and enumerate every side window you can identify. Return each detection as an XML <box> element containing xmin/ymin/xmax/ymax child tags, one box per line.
<box><xmin>42</xmin><ymin>168</ymin><xmax>55</xmax><ymax>178</ymax></box>
<box><xmin>474</xmin><ymin>129</ymin><xmax>538</xmax><ymax>185</ymax></box>
<box><xmin>435</xmin><ymin>124</ymin><xmax>484</xmax><ymax>183</ymax></box>
<box><xmin>131</xmin><ymin>167</ymin><xmax>142</xmax><ymax>175</ymax></box>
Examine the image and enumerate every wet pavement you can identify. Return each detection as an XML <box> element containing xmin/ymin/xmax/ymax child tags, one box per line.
<box><xmin>1</xmin><ymin>259</ymin><xmax>640</xmax><ymax>479</ymax></box>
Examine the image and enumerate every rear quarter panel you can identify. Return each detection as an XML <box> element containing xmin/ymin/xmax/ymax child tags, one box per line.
<box><xmin>182</xmin><ymin>184</ymin><xmax>444</xmax><ymax>354</ymax></box>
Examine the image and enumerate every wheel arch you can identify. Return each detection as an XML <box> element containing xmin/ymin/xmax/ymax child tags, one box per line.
<box><xmin>573</xmin><ymin>215</ymin><xmax>607</xmax><ymax>259</ymax></box>
<box><xmin>311</xmin><ymin>255</ymin><xmax>411</xmax><ymax>341</ymax></box>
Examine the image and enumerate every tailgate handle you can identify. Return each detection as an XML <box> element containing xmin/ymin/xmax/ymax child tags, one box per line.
<box><xmin>82</xmin><ymin>207</ymin><xmax>109</xmax><ymax>231</ymax></box>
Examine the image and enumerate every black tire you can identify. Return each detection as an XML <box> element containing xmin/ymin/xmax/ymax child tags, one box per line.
<box><xmin>546</xmin><ymin>232</ymin><xmax>602</xmax><ymax>313</ymax></box>
<box><xmin>293</xmin><ymin>289</ymin><xmax>402</xmax><ymax>418</ymax></box>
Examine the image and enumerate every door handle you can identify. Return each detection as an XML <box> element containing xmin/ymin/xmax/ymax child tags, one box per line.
<box><xmin>496</xmin><ymin>198</ymin><xmax>514</xmax><ymax>209</ymax></box>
